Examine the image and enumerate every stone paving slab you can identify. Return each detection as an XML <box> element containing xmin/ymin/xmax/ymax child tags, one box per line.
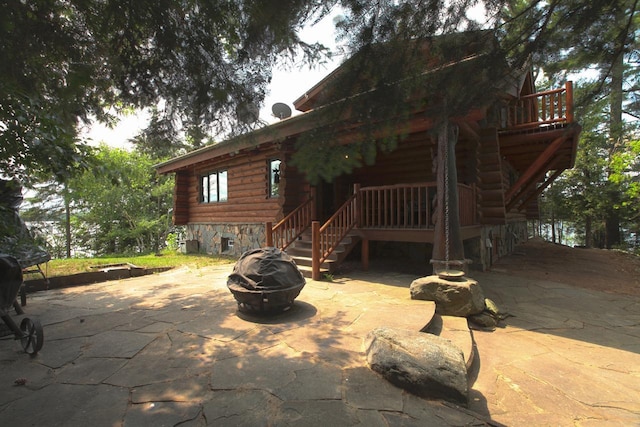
<box><xmin>1</xmin><ymin>264</ymin><xmax>638</xmax><ymax>426</ymax></box>
<box><xmin>468</xmin><ymin>270</ymin><xmax>640</xmax><ymax>426</ymax></box>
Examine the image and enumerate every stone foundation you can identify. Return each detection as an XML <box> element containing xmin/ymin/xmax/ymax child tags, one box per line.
<box><xmin>186</xmin><ymin>223</ymin><xmax>266</xmax><ymax>257</ymax></box>
<box><xmin>478</xmin><ymin>220</ymin><xmax>528</xmax><ymax>270</ymax></box>
<box><xmin>184</xmin><ymin>219</ymin><xmax>528</xmax><ymax>266</ymax></box>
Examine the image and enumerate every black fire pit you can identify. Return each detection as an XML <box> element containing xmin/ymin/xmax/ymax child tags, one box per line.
<box><xmin>227</xmin><ymin>247</ymin><xmax>306</xmax><ymax>314</ymax></box>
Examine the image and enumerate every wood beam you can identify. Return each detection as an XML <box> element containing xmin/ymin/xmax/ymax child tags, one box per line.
<box><xmin>516</xmin><ymin>168</ymin><xmax>564</xmax><ymax>212</ymax></box>
<box><xmin>505</xmin><ymin>133</ymin><xmax>570</xmax><ymax>203</ymax></box>
<box><xmin>506</xmin><ymin>158</ymin><xmax>562</xmax><ymax>211</ymax></box>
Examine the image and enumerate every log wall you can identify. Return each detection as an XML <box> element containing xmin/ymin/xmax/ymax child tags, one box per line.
<box><xmin>180</xmin><ymin>146</ymin><xmax>283</xmax><ymax>225</ymax></box>
<box><xmin>344</xmin><ymin>133</ymin><xmax>478</xmax><ymax>188</ymax></box>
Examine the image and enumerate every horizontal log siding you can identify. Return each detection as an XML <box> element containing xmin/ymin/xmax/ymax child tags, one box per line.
<box><xmin>186</xmin><ymin>147</ymin><xmax>283</xmax><ymax>224</ymax></box>
<box><xmin>281</xmin><ymin>162</ymin><xmax>309</xmax><ymax>215</ymax></box>
<box><xmin>347</xmin><ymin>134</ymin><xmax>477</xmax><ymax>187</ymax></box>
<box><xmin>349</xmin><ymin>137</ymin><xmax>434</xmax><ymax>187</ymax></box>
<box><xmin>173</xmin><ymin>171</ymin><xmax>191</xmax><ymax>225</ymax></box>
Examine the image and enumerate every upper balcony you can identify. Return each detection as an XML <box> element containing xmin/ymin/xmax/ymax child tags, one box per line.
<box><xmin>503</xmin><ymin>81</ymin><xmax>575</xmax><ymax>131</ymax></box>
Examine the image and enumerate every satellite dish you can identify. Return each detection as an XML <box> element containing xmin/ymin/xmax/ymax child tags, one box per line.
<box><xmin>271</xmin><ymin>102</ymin><xmax>292</xmax><ymax>119</ymax></box>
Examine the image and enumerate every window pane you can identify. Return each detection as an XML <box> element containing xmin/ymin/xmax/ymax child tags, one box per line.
<box><xmin>209</xmin><ymin>173</ymin><xmax>218</xmax><ymax>202</ymax></box>
<box><xmin>270</xmin><ymin>159</ymin><xmax>281</xmax><ymax>197</ymax></box>
<box><xmin>201</xmin><ymin>176</ymin><xmax>209</xmax><ymax>203</ymax></box>
<box><xmin>219</xmin><ymin>171</ymin><xmax>228</xmax><ymax>201</ymax></box>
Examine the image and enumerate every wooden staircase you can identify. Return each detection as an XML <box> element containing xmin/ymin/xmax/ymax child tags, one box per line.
<box><xmin>477</xmin><ymin>128</ymin><xmax>506</xmax><ymax>225</ymax></box>
<box><xmin>285</xmin><ymin>229</ymin><xmax>361</xmax><ymax>278</ymax></box>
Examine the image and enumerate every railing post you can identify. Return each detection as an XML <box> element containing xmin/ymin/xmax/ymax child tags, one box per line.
<box><xmin>566</xmin><ymin>81</ymin><xmax>574</xmax><ymax>123</ymax></box>
<box><xmin>265</xmin><ymin>222</ymin><xmax>273</xmax><ymax>247</ymax></box>
<box><xmin>353</xmin><ymin>183</ymin><xmax>361</xmax><ymax>227</ymax></box>
<box><xmin>311</xmin><ymin>221</ymin><xmax>321</xmax><ymax>280</ymax></box>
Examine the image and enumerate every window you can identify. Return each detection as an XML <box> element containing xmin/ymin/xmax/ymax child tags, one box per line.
<box><xmin>201</xmin><ymin>170</ymin><xmax>227</xmax><ymax>203</ymax></box>
<box><xmin>221</xmin><ymin>237</ymin><xmax>234</xmax><ymax>253</ymax></box>
<box><xmin>269</xmin><ymin>159</ymin><xmax>281</xmax><ymax>198</ymax></box>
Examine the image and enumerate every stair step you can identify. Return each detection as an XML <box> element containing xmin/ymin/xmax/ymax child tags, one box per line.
<box><xmin>291</xmin><ymin>255</ymin><xmax>336</xmax><ymax>270</ymax></box>
<box><xmin>288</xmin><ymin>250</ymin><xmax>341</xmax><ymax>262</ymax></box>
<box><xmin>296</xmin><ymin>264</ymin><xmax>329</xmax><ymax>279</ymax></box>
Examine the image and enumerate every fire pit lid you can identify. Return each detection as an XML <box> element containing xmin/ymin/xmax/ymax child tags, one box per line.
<box><xmin>227</xmin><ymin>247</ymin><xmax>306</xmax><ymax>314</ymax></box>
<box><xmin>228</xmin><ymin>247</ymin><xmax>305</xmax><ymax>291</ymax></box>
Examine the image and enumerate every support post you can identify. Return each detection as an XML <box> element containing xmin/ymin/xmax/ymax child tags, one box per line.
<box><xmin>312</xmin><ymin>221</ymin><xmax>321</xmax><ymax>280</ymax></box>
<box><xmin>265</xmin><ymin>222</ymin><xmax>273</xmax><ymax>247</ymax></box>
<box><xmin>361</xmin><ymin>238</ymin><xmax>369</xmax><ymax>271</ymax></box>
<box><xmin>566</xmin><ymin>81</ymin><xmax>574</xmax><ymax>123</ymax></box>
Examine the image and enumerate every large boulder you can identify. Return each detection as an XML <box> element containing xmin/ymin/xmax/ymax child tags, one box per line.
<box><xmin>364</xmin><ymin>327</ymin><xmax>468</xmax><ymax>405</ymax></box>
<box><xmin>409</xmin><ymin>275</ymin><xmax>485</xmax><ymax>317</ymax></box>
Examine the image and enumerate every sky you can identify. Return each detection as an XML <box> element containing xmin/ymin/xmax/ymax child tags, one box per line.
<box><xmin>82</xmin><ymin>12</ymin><xmax>344</xmax><ymax>149</ymax></box>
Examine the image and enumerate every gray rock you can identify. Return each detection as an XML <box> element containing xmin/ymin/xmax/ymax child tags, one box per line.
<box><xmin>364</xmin><ymin>327</ymin><xmax>468</xmax><ymax>405</ymax></box>
<box><xmin>484</xmin><ymin>298</ymin><xmax>501</xmax><ymax>317</ymax></box>
<box><xmin>410</xmin><ymin>275</ymin><xmax>485</xmax><ymax>317</ymax></box>
<box><xmin>468</xmin><ymin>312</ymin><xmax>498</xmax><ymax>329</ymax></box>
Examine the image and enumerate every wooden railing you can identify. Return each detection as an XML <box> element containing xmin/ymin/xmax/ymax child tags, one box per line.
<box><xmin>359</xmin><ymin>182</ymin><xmax>434</xmax><ymax>228</ymax></box>
<box><xmin>266</xmin><ymin>198</ymin><xmax>313</xmax><ymax>251</ymax></box>
<box><xmin>507</xmin><ymin>81</ymin><xmax>574</xmax><ymax>130</ymax></box>
<box><xmin>312</xmin><ymin>193</ymin><xmax>358</xmax><ymax>280</ymax></box>
<box><xmin>357</xmin><ymin>182</ymin><xmax>477</xmax><ymax>228</ymax></box>
<box><xmin>271</xmin><ymin>183</ymin><xmax>478</xmax><ymax>280</ymax></box>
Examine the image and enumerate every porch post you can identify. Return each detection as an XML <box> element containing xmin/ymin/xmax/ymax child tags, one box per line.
<box><xmin>431</xmin><ymin>120</ymin><xmax>466</xmax><ymax>274</ymax></box>
<box><xmin>311</xmin><ymin>220</ymin><xmax>321</xmax><ymax>280</ymax></box>
<box><xmin>353</xmin><ymin>183</ymin><xmax>361</xmax><ymax>226</ymax></box>
<box><xmin>265</xmin><ymin>222</ymin><xmax>273</xmax><ymax>247</ymax></box>
<box><xmin>361</xmin><ymin>238</ymin><xmax>369</xmax><ymax>271</ymax></box>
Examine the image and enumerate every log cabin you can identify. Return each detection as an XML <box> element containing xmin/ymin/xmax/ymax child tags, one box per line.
<box><xmin>156</xmin><ymin>31</ymin><xmax>581</xmax><ymax>279</ymax></box>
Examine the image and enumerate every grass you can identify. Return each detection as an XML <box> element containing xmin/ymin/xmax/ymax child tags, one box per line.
<box><xmin>23</xmin><ymin>251</ymin><xmax>236</xmax><ymax>280</ymax></box>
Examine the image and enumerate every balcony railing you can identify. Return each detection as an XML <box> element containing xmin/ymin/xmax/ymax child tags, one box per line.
<box><xmin>506</xmin><ymin>81</ymin><xmax>574</xmax><ymax>130</ymax></box>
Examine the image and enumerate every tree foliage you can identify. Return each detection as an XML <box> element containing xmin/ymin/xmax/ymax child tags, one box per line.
<box><xmin>68</xmin><ymin>146</ymin><xmax>173</xmax><ymax>255</ymax></box>
<box><xmin>508</xmin><ymin>0</ymin><xmax>639</xmax><ymax>247</ymax></box>
<box><xmin>1</xmin><ymin>0</ymin><xmax>332</xmax><ymax>183</ymax></box>
<box><xmin>5</xmin><ymin>0</ymin><xmax>640</xmax><ymax>254</ymax></box>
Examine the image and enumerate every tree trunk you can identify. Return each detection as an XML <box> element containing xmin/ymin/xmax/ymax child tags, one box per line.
<box><xmin>63</xmin><ymin>186</ymin><xmax>72</xmax><ymax>258</ymax></box>
<box><xmin>606</xmin><ymin>212</ymin><xmax>621</xmax><ymax>249</ymax></box>
<box><xmin>431</xmin><ymin>120</ymin><xmax>465</xmax><ymax>273</ymax></box>
<box><xmin>558</xmin><ymin>220</ymin><xmax>563</xmax><ymax>245</ymax></box>
<box><xmin>605</xmin><ymin>23</ymin><xmax>626</xmax><ymax>248</ymax></box>
<box><xmin>585</xmin><ymin>216</ymin><xmax>592</xmax><ymax>248</ymax></box>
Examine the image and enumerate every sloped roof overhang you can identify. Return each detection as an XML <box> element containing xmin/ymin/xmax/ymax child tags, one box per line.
<box><xmin>156</xmin><ymin>46</ymin><xmax>514</xmax><ymax>175</ymax></box>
